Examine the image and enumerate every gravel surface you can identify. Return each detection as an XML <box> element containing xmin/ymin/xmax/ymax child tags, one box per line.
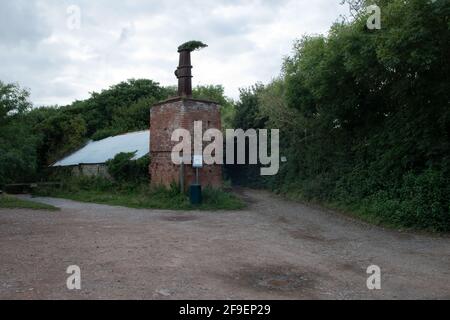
<box><xmin>0</xmin><ymin>189</ymin><xmax>449</xmax><ymax>300</ymax></box>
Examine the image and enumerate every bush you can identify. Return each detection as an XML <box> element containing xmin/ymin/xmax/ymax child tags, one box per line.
<box><xmin>335</xmin><ymin>169</ymin><xmax>450</xmax><ymax>232</ymax></box>
<box><xmin>106</xmin><ymin>152</ymin><xmax>149</xmax><ymax>183</ymax></box>
<box><xmin>397</xmin><ymin>169</ymin><xmax>450</xmax><ymax>231</ymax></box>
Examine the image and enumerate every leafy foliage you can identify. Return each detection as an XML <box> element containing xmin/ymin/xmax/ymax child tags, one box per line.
<box><xmin>0</xmin><ymin>81</ymin><xmax>32</xmax><ymax>125</ymax></box>
<box><xmin>230</xmin><ymin>0</ymin><xmax>450</xmax><ymax>231</ymax></box>
<box><xmin>106</xmin><ymin>152</ymin><xmax>149</xmax><ymax>183</ymax></box>
<box><xmin>178</xmin><ymin>41</ymin><xmax>208</xmax><ymax>52</ymax></box>
<box><xmin>0</xmin><ymin>82</ymin><xmax>40</xmax><ymax>186</ymax></box>
<box><xmin>192</xmin><ymin>85</ymin><xmax>236</xmax><ymax>128</ymax></box>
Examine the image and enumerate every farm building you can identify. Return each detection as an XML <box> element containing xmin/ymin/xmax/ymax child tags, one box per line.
<box><xmin>52</xmin><ymin>130</ymin><xmax>149</xmax><ymax>177</ymax></box>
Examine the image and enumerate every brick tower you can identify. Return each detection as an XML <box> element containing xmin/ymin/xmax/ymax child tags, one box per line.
<box><xmin>149</xmin><ymin>45</ymin><xmax>222</xmax><ymax>189</ymax></box>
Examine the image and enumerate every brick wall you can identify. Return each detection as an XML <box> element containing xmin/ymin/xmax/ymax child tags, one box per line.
<box><xmin>149</xmin><ymin>97</ymin><xmax>223</xmax><ymax>189</ymax></box>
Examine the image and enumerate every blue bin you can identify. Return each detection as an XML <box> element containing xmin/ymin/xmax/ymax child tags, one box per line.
<box><xmin>189</xmin><ymin>184</ymin><xmax>202</xmax><ymax>205</ymax></box>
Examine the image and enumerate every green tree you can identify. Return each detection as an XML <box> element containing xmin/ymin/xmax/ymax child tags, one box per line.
<box><xmin>231</xmin><ymin>0</ymin><xmax>450</xmax><ymax>231</ymax></box>
<box><xmin>192</xmin><ymin>85</ymin><xmax>236</xmax><ymax>128</ymax></box>
<box><xmin>0</xmin><ymin>81</ymin><xmax>32</xmax><ymax>125</ymax></box>
<box><xmin>0</xmin><ymin>82</ymin><xmax>39</xmax><ymax>186</ymax></box>
<box><xmin>232</xmin><ymin>84</ymin><xmax>267</xmax><ymax>130</ymax></box>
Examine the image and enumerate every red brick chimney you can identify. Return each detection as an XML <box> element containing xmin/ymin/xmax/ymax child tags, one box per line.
<box><xmin>150</xmin><ymin>43</ymin><xmax>222</xmax><ymax>189</ymax></box>
<box><xmin>175</xmin><ymin>49</ymin><xmax>192</xmax><ymax>97</ymax></box>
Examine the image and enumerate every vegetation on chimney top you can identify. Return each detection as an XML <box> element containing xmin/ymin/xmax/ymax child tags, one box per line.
<box><xmin>178</xmin><ymin>41</ymin><xmax>208</xmax><ymax>52</ymax></box>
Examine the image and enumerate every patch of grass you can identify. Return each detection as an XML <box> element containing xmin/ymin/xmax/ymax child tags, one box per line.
<box><xmin>0</xmin><ymin>194</ymin><xmax>59</xmax><ymax>211</ymax></box>
<box><xmin>281</xmin><ymin>187</ymin><xmax>449</xmax><ymax>234</ymax></box>
<box><xmin>34</xmin><ymin>177</ymin><xmax>245</xmax><ymax>211</ymax></box>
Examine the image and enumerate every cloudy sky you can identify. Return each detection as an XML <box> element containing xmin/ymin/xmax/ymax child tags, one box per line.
<box><xmin>0</xmin><ymin>0</ymin><xmax>349</xmax><ymax>106</ymax></box>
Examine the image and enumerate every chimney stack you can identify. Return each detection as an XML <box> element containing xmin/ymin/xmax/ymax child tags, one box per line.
<box><xmin>175</xmin><ymin>49</ymin><xmax>192</xmax><ymax>97</ymax></box>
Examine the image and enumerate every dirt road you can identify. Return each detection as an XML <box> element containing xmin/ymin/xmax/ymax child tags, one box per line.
<box><xmin>0</xmin><ymin>189</ymin><xmax>449</xmax><ymax>299</ymax></box>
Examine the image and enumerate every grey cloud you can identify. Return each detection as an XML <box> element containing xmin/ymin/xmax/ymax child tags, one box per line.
<box><xmin>0</xmin><ymin>0</ymin><xmax>51</xmax><ymax>47</ymax></box>
<box><xmin>0</xmin><ymin>0</ymin><xmax>348</xmax><ymax>106</ymax></box>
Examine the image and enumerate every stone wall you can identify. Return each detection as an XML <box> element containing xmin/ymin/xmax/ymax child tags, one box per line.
<box><xmin>71</xmin><ymin>164</ymin><xmax>111</xmax><ymax>178</ymax></box>
<box><xmin>149</xmin><ymin>97</ymin><xmax>222</xmax><ymax>189</ymax></box>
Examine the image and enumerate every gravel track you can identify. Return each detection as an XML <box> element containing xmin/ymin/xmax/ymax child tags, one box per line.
<box><xmin>0</xmin><ymin>189</ymin><xmax>449</xmax><ymax>299</ymax></box>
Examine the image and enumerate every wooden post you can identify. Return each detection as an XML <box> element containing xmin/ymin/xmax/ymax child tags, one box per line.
<box><xmin>180</xmin><ymin>161</ymin><xmax>185</xmax><ymax>194</ymax></box>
